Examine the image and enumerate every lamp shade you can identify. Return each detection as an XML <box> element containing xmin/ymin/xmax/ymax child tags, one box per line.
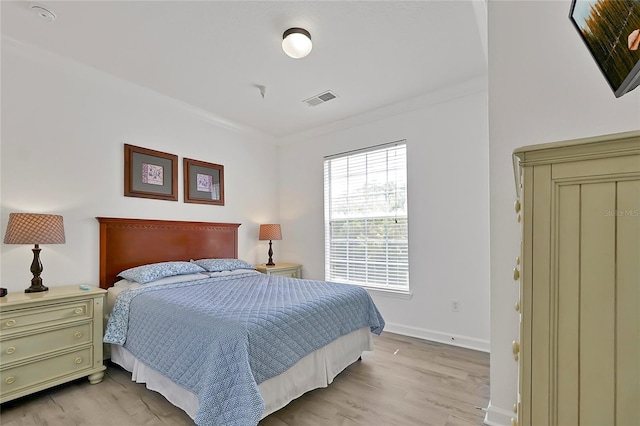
<box><xmin>4</xmin><ymin>213</ymin><xmax>66</xmax><ymax>245</ymax></box>
<box><xmin>282</xmin><ymin>28</ymin><xmax>312</xmax><ymax>59</ymax></box>
<box><xmin>259</xmin><ymin>224</ymin><xmax>282</xmax><ymax>241</ymax></box>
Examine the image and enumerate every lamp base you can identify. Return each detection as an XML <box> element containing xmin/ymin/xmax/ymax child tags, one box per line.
<box><xmin>25</xmin><ymin>245</ymin><xmax>48</xmax><ymax>293</ymax></box>
<box><xmin>266</xmin><ymin>240</ymin><xmax>275</xmax><ymax>266</ymax></box>
<box><xmin>25</xmin><ymin>283</ymin><xmax>48</xmax><ymax>293</ymax></box>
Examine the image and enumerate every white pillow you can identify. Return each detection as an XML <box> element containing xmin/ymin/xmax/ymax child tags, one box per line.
<box><xmin>114</xmin><ymin>273</ymin><xmax>208</xmax><ymax>289</ymax></box>
<box><xmin>202</xmin><ymin>269</ymin><xmax>261</xmax><ymax>278</ymax></box>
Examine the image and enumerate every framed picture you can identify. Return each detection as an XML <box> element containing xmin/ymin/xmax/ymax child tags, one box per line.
<box><xmin>124</xmin><ymin>144</ymin><xmax>178</xmax><ymax>201</ymax></box>
<box><xmin>183</xmin><ymin>158</ymin><xmax>225</xmax><ymax>206</ymax></box>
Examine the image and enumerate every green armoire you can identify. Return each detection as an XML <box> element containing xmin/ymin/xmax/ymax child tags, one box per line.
<box><xmin>513</xmin><ymin>131</ymin><xmax>640</xmax><ymax>426</ymax></box>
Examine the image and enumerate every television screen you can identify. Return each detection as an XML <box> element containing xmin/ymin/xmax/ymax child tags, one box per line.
<box><xmin>570</xmin><ymin>0</ymin><xmax>640</xmax><ymax>97</ymax></box>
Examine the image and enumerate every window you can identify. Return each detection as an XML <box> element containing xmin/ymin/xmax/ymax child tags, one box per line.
<box><xmin>324</xmin><ymin>141</ymin><xmax>409</xmax><ymax>292</ymax></box>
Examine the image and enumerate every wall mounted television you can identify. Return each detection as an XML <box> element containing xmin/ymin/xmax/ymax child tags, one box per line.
<box><xmin>569</xmin><ymin>0</ymin><xmax>640</xmax><ymax>98</ymax></box>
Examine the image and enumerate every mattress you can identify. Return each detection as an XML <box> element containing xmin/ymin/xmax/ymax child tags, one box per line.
<box><xmin>110</xmin><ymin>327</ymin><xmax>373</xmax><ymax>420</ymax></box>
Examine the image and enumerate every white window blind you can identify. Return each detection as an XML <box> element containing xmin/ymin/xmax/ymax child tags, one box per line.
<box><xmin>324</xmin><ymin>141</ymin><xmax>409</xmax><ymax>291</ymax></box>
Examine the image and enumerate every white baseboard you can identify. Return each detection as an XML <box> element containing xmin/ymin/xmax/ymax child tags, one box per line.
<box><xmin>382</xmin><ymin>322</ymin><xmax>490</xmax><ymax>353</ymax></box>
<box><xmin>484</xmin><ymin>400</ymin><xmax>514</xmax><ymax>426</ymax></box>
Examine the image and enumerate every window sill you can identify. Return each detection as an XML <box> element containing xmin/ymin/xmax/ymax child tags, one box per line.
<box><xmin>362</xmin><ymin>286</ymin><xmax>413</xmax><ymax>300</ymax></box>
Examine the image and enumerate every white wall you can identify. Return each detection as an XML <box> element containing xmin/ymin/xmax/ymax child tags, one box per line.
<box><xmin>486</xmin><ymin>2</ymin><xmax>640</xmax><ymax>425</ymax></box>
<box><xmin>0</xmin><ymin>39</ymin><xmax>280</xmax><ymax>292</ymax></box>
<box><xmin>278</xmin><ymin>81</ymin><xmax>491</xmax><ymax>351</ymax></box>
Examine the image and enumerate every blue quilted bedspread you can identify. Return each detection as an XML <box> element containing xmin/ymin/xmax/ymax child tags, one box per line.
<box><xmin>104</xmin><ymin>272</ymin><xmax>384</xmax><ymax>426</ymax></box>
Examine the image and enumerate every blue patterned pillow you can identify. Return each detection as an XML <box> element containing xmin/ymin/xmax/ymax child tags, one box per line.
<box><xmin>118</xmin><ymin>261</ymin><xmax>206</xmax><ymax>284</ymax></box>
<box><xmin>191</xmin><ymin>258</ymin><xmax>255</xmax><ymax>272</ymax></box>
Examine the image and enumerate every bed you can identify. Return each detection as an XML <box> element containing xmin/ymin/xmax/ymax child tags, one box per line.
<box><xmin>97</xmin><ymin>217</ymin><xmax>384</xmax><ymax>426</ymax></box>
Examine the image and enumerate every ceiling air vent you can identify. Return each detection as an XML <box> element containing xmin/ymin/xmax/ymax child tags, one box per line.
<box><xmin>303</xmin><ymin>90</ymin><xmax>338</xmax><ymax>107</ymax></box>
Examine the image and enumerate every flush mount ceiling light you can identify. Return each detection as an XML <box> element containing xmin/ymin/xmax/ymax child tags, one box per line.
<box><xmin>282</xmin><ymin>28</ymin><xmax>312</xmax><ymax>59</ymax></box>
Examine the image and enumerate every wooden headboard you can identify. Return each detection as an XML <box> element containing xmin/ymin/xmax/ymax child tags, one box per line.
<box><xmin>96</xmin><ymin>217</ymin><xmax>241</xmax><ymax>289</ymax></box>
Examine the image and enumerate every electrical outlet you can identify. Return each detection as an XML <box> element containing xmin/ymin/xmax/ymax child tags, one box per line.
<box><xmin>450</xmin><ymin>299</ymin><xmax>460</xmax><ymax>312</ymax></box>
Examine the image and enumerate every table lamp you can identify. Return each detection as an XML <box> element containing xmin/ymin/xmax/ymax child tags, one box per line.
<box><xmin>259</xmin><ymin>224</ymin><xmax>282</xmax><ymax>266</ymax></box>
<box><xmin>4</xmin><ymin>213</ymin><xmax>66</xmax><ymax>293</ymax></box>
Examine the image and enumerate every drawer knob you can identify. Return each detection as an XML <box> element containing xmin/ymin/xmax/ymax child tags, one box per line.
<box><xmin>5</xmin><ymin>376</ymin><xmax>15</xmax><ymax>385</ymax></box>
<box><xmin>515</xmin><ymin>302</ymin><xmax>520</xmax><ymax>312</ymax></box>
<box><xmin>514</xmin><ymin>200</ymin><xmax>521</xmax><ymax>213</ymax></box>
<box><xmin>74</xmin><ymin>308</ymin><xmax>83</xmax><ymax>315</ymax></box>
<box><xmin>5</xmin><ymin>319</ymin><xmax>16</xmax><ymax>327</ymax></box>
<box><xmin>511</xmin><ymin>417</ymin><xmax>518</xmax><ymax>426</ymax></box>
<box><xmin>513</xmin><ymin>404</ymin><xmax>518</xmax><ymax>414</ymax></box>
<box><xmin>513</xmin><ymin>267</ymin><xmax>520</xmax><ymax>281</ymax></box>
<box><xmin>5</xmin><ymin>346</ymin><xmax>16</xmax><ymax>355</ymax></box>
<box><xmin>74</xmin><ymin>332</ymin><xmax>83</xmax><ymax>339</ymax></box>
<box><xmin>74</xmin><ymin>357</ymin><xmax>83</xmax><ymax>364</ymax></box>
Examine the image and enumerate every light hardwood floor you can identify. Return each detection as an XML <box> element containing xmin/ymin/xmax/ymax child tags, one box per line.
<box><xmin>0</xmin><ymin>332</ymin><xmax>489</xmax><ymax>426</ymax></box>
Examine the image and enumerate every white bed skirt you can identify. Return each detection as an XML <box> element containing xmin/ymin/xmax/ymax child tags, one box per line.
<box><xmin>110</xmin><ymin>327</ymin><xmax>373</xmax><ymax>420</ymax></box>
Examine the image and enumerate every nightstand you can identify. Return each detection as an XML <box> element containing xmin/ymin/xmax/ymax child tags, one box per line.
<box><xmin>255</xmin><ymin>263</ymin><xmax>302</xmax><ymax>278</ymax></box>
<box><xmin>0</xmin><ymin>286</ymin><xmax>107</xmax><ymax>403</ymax></box>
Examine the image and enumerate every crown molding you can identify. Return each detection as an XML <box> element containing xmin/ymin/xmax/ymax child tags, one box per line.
<box><xmin>1</xmin><ymin>36</ymin><xmax>273</xmax><ymax>142</ymax></box>
<box><xmin>3</xmin><ymin>35</ymin><xmax>486</xmax><ymax>146</ymax></box>
<box><xmin>276</xmin><ymin>75</ymin><xmax>487</xmax><ymax>145</ymax></box>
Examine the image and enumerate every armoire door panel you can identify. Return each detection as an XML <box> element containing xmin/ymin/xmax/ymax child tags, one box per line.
<box><xmin>615</xmin><ymin>180</ymin><xmax>640</xmax><ymax>426</ymax></box>
<box><xmin>556</xmin><ymin>184</ymin><xmax>581</xmax><ymax>426</ymax></box>
<box><xmin>531</xmin><ymin>165</ymin><xmax>552</xmax><ymax>426</ymax></box>
<box><xmin>552</xmin><ymin>154</ymin><xmax>640</xmax><ymax>180</ymax></box>
<box><xmin>579</xmin><ymin>182</ymin><xmax>617</xmax><ymax>426</ymax></box>
<box><xmin>520</xmin><ymin>166</ymin><xmax>535</xmax><ymax>426</ymax></box>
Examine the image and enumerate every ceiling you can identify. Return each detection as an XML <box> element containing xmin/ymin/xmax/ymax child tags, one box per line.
<box><xmin>1</xmin><ymin>1</ymin><xmax>487</xmax><ymax>139</ymax></box>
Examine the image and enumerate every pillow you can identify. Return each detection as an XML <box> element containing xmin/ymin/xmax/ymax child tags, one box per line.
<box><xmin>202</xmin><ymin>269</ymin><xmax>260</xmax><ymax>278</ymax></box>
<box><xmin>117</xmin><ymin>261</ymin><xmax>206</xmax><ymax>284</ymax></box>
<box><xmin>115</xmin><ymin>273</ymin><xmax>209</xmax><ymax>289</ymax></box>
<box><xmin>191</xmin><ymin>258</ymin><xmax>255</xmax><ymax>272</ymax></box>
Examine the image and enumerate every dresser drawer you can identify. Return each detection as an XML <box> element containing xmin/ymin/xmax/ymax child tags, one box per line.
<box><xmin>255</xmin><ymin>263</ymin><xmax>302</xmax><ymax>278</ymax></box>
<box><xmin>1</xmin><ymin>322</ymin><xmax>92</xmax><ymax>364</ymax></box>
<box><xmin>0</xmin><ymin>300</ymin><xmax>92</xmax><ymax>334</ymax></box>
<box><xmin>271</xmin><ymin>269</ymin><xmax>299</xmax><ymax>278</ymax></box>
<box><xmin>1</xmin><ymin>347</ymin><xmax>93</xmax><ymax>397</ymax></box>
